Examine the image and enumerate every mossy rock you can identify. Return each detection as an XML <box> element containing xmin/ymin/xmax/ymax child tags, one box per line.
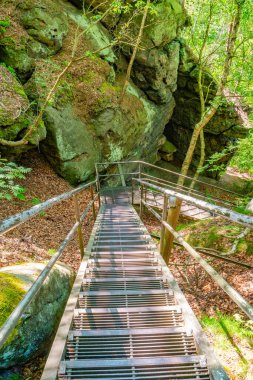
<box><xmin>160</xmin><ymin>139</ymin><xmax>177</xmax><ymax>154</ymax></box>
<box><xmin>0</xmin><ymin>65</ymin><xmax>29</xmax><ymax>127</ymax></box>
<box><xmin>0</xmin><ymin>65</ymin><xmax>46</xmax><ymax>156</ymax></box>
<box><xmin>18</xmin><ymin>0</ymin><xmax>68</xmax><ymax>55</ymax></box>
<box><xmin>0</xmin><ymin>262</ymin><xmax>74</xmax><ymax>368</ymax></box>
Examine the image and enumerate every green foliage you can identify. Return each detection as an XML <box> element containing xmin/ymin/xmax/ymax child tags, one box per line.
<box><xmin>204</xmin><ymin>129</ymin><xmax>253</xmax><ymax>176</ymax></box>
<box><xmin>201</xmin><ymin>312</ymin><xmax>253</xmax><ymax>348</ymax></box>
<box><xmin>184</xmin><ymin>0</ymin><xmax>253</xmax><ymax>178</ymax></box>
<box><xmin>48</xmin><ymin>248</ymin><xmax>57</xmax><ymax>255</ymax></box>
<box><xmin>31</xmin><ymin>197</ymin><xmax>42</xmax><ymax>206</ymax></box>
<box><xmin>0</xmin><ymin>17</ymin><xmax>11</xmax><ymax>34</ymax></box>
<box><xmin>111</xmin><ymin>0</ymin><xmax>158</xmax><ymax>15</ymax></box>
<box><xmin>201</xmin><ymin>144</ymin><xmax>236</xmax><ymax>175</ymax></box>
<box><xmin>232</xmin><ymin>196</ymin><xmax>251</xmax><ymax>215</ymax></box>
<box><xmin>0</xmin><ymin>62</ymin><xmax>17</xmax><ymax>78</ymax></box>
<box><xmin>3</xmin><ymin>374</ymin><xmax>23</xmax><ymax>380</ymax></box>
<box><xmin>0</xmin><ymin>160</ymin><xmax>31</xmax><ymax>201</ymax></box>
<box><xmin>201</xmin><ymin>312</ymin><xmax>253</xmax><ymax>377</ymax></box>
<box><xmin>183</xmin><ymin>0</ymin><xmax>253</xmax><ymax>118</ymax></box>
<box><xmin>230</xmin><ymin>129</ymin><xmax>253</xmax><ymax>175</ymax></box>
<box><xmin>30</xmin><ymin>197</ymin><xmax>46</xmax><ymax>216</ymax></box>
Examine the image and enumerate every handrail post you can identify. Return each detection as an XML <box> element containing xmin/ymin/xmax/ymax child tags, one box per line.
<box><xmin>163</xmin><ymin>196</ymin><xmax>181</xmax><ymax>265</ymax></box>
<box><xmin>131</xmin><ymin>180</ymin><xmax>134</xmax><ymax>205</ymax></box>
<box><xmin>95</xmin><ymin>164</ymin><xmax>100</xmax><ymax>190</ymax></box>
<box><xmin>118</xmin><ymin>163</ymin><xmax>126</xmax><ymax>187</ymax></box>
<box><xmin>160</xmin><ymin>194</ymin><xmax>168</xmax><ymax>257</ymax></box>
<box><xmin>90</xmin><ymin>185</ymin><xmax>96</xmax><ymax>220</ymax></box>
<box><xmin>96</xmin><ymin>180</ymin><xmax>101</xmax><ymax>209</ymax></box>
<box><xmin>138</xmin><ymin>162</ymin><xmax>142</xmax><ymax>180</ymax></box>
<box><xmin>74</xmin><ymin>195</ymin><xmax>85</xmax><ymax>258</ymax></box>
<box><xmin>140</xmin><ymin>185</ymin><xmax>144</xmax><ymax>218</ymax></box>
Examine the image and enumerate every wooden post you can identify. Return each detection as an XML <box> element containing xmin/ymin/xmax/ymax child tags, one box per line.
<box><xmin>98</xmin><ymin>191</ymin><xmax>101</xmax><ymax>209</ymax></box>
<box><xmin>162</xmin><ymin>197</ymin><xmax>182</xmax><ymax>264</ymax></box>
<box><xmin>138</xmin><ymin>162</ymin><xmax>142</xmax><ymax>180</ymax></box>
<box><xmin>118</xmin><ymin>163</ymin><xmax>126</xmax><ymax>187</ymax></box>
<box><xmin>160</xmin><ymin>194</ymin><xmax>168</xmax><ymax>256</ymax></box>
<box><xmin>140</xmin><ymin>185</ymin><xmax>144</xmax><ymax>218</ymax></box>
<box><xmin>131</xmin><ymin>181</ymin><xmax>134</xmax><ymax>205</ymax></box>
<box><xmin>74</xmin><ymin>195</ymin><xmax>85</xmax><ymax>258</ymax></box>
<box><xmin>90</xmin><ymin>186</ymin><xmax>96</xmax><ymax>220</ymax></box>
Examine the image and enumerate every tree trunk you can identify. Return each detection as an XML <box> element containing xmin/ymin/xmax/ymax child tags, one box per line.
<box><xmin>178</xmin><ymin>0</ymin><xmax>244</xmax><ymax>188</ymax></box>
<box><xmin>120</xmin><ymin>0</ymin><xmax>150</xmax><ymax>102</ymax></box>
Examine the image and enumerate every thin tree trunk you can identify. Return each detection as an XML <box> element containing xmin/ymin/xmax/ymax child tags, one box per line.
<box><xmin>178</xmin><ymin>0</ymin><xmax>245</xmax><ymax>187</ymax></box>
<box><xmin>120</xmin><ymin>0</ymin><xmax>150</xmax><ymax>102</ymax></box>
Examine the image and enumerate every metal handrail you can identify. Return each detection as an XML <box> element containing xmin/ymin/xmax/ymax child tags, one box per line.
<box><xmin>95</xmin><ymin>160</ymin><xmax>244</xmax><ymax>197</ymax></box>
<box><xmin>0</xmin><ymin>180</ymin><xmax>99</xmax><ymax>348</ymax></box>
<box><xmin>133</xmin><ymin>178</ymin><xmax>253</xmax><ymax>320</ymax></box>
<box><xmin>140</xmin><ymin>173</ymin><xmax>237</xmax><ymax>207</ymax></box>
<box><xmin>134</xmin><ymin>179</ymin><xmax>253</xmax><ymax>228</ymax></box>
<box><xmin>0</xmin><ymin>180</ymin><xmax>97</xmax><ymax>235</ymax></box>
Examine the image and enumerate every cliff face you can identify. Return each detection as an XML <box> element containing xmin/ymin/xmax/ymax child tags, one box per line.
<box><xmin>0</xmin><ymin>0</ymin><xmax>247</xmax><ymax>183</ymax></box>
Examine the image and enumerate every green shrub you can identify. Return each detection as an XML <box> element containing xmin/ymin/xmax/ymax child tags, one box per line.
<box><xmin>0</xmin><ymin>17</ymin><xmax>11</xmax><ymax>34</ymax></box>
<box><xmin>230</xmin><ymin>129</ymin><xmax>253</xmax><ymax>175</ymax></box>
<box><xmin>0</xmin><ymin>159</ymin><xmax>31</xmax><ymax>201</ymax></box>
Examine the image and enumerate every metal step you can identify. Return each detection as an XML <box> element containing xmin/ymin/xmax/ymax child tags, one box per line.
<box><xmin>58</xmin><ymin>356</ymin><xmax>209</xmax><ymax>380</ymax></box>
<box><xmin>73</xmin><ymin>306</ymin><xmax>184</xmax><ymax>330</ymax></box>
<box><xmin>87</xmin><ymin>258</ymin><xmax>158</xmax><ymax>268</ymax></box>
<box><xmin>82</xmin><ymin>277</ymin><xmax>169</xmax><ymax>291</ymax></box>
<box><xmin>40</xmin><ymin>200</ymin><xmax>220</xmax><ymax>380</ymax></box>
<box><xmin>65</xmin><ymin>327</ymin><xmax>197</xmax><ymax>360</ymax></box>
<box><xmin>78</xmin><ymin>292</ymin><xmax>175</xmax><ymax>308</ymax></box>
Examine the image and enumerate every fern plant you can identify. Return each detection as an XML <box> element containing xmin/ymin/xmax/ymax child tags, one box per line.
<box><xmin>0</xmin><ymin>159</ymin><xmax>31</xmax><ymax>201</ymax></box>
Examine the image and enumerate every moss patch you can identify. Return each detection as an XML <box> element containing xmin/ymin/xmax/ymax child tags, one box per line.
<box><xmin>0</xmin><ymin>273</ymin><xmax>26</xmax><ymax>328</ymax></box>
<box><xmin>201</xmin><ymin>313</ymin><xmax>253</xmax><ymax>379</ymax></box>
<box><xmin>181</xmin><ymin>218</ymin><xmax>253</xmax><ymax>254</ymax></box>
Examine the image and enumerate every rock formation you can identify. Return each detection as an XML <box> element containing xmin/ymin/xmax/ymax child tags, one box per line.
<box><xmin>0</xmin><ymin>0</ymin><xmax>248</xmax><ymax>183</ymax></box>
<box><xmin>0</xmin><ymin>262</ymin><xmax>74</xmax><ymax>367</ymax></box>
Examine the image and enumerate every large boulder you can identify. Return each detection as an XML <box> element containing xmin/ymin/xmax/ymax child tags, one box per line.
<box><xmin>22</xmin><ymin>1</ymin><xmax>176</xmax><ymax>184</ymax></box>
<box><xmin>0</xmin><ymin>65</ymin><xmax>46</xmax><ymax>155</ymax></box>
<box><xmin>0</xmin><ymin>262</ymin><xmax>74</xmax><ymax>368</ymax></box>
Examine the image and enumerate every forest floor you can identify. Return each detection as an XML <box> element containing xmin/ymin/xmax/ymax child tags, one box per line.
<box><xmin>0</xmin><ymin>150</ymin><xmax>252</xmax><ymax>380</ymax></box>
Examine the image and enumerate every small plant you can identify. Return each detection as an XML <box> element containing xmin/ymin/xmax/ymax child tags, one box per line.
<box><xmin>0</xmin><ymin>159</ymin><xmax>31</xmax><ymax>201</ymax></box>
<box><xmin>48</xmin><ymin>248</ymin><xmax>57</xmax><ymax>255</ymax></box>
<box><xmin>0</xmin><ymin>17</ymin><xmax>11</xmax><ymax>34</ymax></box>
<box><xmin>202</xmin><ymin>145</ymin><xmax>236</xmax><ymax>176</ymax></box>
<box><xmin>230</xmin><ymin>129</ymin><xmax>253</xmax><ymax>175</ymax></box>
<box><xmin>233</xmin><ymin>196</ymin><xmax>251</xmax><ymax>215</ymax></box>
<box><xmin>0</xmin><ymin>62</ymin><xmax>17</xmax><ymax>78</ymax></box>
<box><xmin>31</xmin><ymin>197</ymin><xmax>42</xmax><ymax>206</ymax></box>
<box><xmin>31</xmin><ymin>197</ymin><xmax>46</xmax><ymax>216</ymax></box>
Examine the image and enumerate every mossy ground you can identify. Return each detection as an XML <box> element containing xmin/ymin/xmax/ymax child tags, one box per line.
<box><xmin>201</xmin><ymin>313</ymin><xmax>253</xmax><ymax>379</ymax></box>
<box><xmin>0</xmin><ymin>273</ymin><xmax>25</xmax><ymax>328</ymax></box>
<box><xmin>182</xmin><ymin>218</ymin><xmax>253</xmax><ymax>255</ymax></box>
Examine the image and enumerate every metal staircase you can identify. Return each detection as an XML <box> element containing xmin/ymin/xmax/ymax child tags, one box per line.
<box><xmin>41</xmin><ymin>190</ymin><xmax>223</xmax><ymax>380</ymax></box>
<box><xmin>2</xmin><ymin>160</ymin><xmax>252</xmax><ymax>379</ymax></box>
